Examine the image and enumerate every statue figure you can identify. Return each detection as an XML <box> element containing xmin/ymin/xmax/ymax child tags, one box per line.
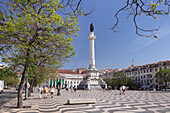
<box><xmin>90</xmin><ymin>23</ymin><xmax>94</xmax><ymax>32</ymax></box>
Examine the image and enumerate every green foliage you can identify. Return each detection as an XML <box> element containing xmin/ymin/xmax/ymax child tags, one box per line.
<box><xmin>154</xmin><ymin>35</ymin><xmax>160</xmax><ymax>40</ymax></box>
<box><xmin>0</xmin><ymin>0</ymin><xmax>83</xmax><ymax>107</ymax></box>
<box><xmin>103</xmin><ymin>71</ymin><xmax>133</xmax><ymax>88</ymax></box>
<box><xmin>103</xmin><ymin>78</ymin><xmax>113</xmax><ymax>87</ymax></box>
<box><xmin>0</xmin><ymin>0</ymin><xmax>82</xmax><ymax>81</ymax></box>
<box><xmin>155</xmin><ymin>69</ymin><xmax>170</xmax><ymax>85</ymax></box>
<box><xmin>0</xmin><ymin>0</ymin><xmax>80</xmax><ymax>69</ymax></box>
<box><xmin>0</xmin><ymin>68</ymin><xmax>20</xmax><ymax>86</ymax></box>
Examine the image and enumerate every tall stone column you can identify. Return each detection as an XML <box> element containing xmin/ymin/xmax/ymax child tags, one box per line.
<box><xmin>88</xmin><ymin>31</ymin><xmax>96</xmax><ymax>70</ymax></box>
<box><xmin>78</xmin><ymin>23</ymin><xmax>107</xmax><ymax>90</ymax></box>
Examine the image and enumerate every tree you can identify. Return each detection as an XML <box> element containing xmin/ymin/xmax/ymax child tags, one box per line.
<box><xmin>113</xmin><ymin>71</ymin><xmax>128</xmax><ymax>87</ymax></box>
<box><xmin>0</xmin><ymin>0</ymin><xmax>85</xmax><ymax>108</ymax></box>
<box><xmin>103</xmin><ymin>71</ymin><xmax>133</xmax><ymax>89</ymax></box>
<box><xmin>0</xmin><ymin>67</ymin><xmax>20</xmax><ymax>87</ymax></box>
<box><xmin>103</xmin><ymin>78</ymin><xmax>113</xmax><ymax>87</ymax></box>
<box><xmin>28</xmin><ymin>65</ymin><xmax>56</xmax><ymax>94</ymax></box>
<box><xmin>155</xmin><ymin>69</ymin><xmax>170</xmax><ymax>91</ymax></box>
<box><xmin>112</xmin><ymin>0</ymin><xmax>170</xmax><ymax>38</ymax></box>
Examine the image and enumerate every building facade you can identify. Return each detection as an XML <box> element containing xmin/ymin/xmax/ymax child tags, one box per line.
<box><xmin>42</xmin><ymin>70</ymin><xmax>83</xmax><ymax>88</ymax></box>
<box><xmin>124</xmin><ymin>60</ymin><xmax>170</xmax><ymax>89</ymax></box>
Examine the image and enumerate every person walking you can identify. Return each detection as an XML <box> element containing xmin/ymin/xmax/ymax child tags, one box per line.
<box><xmin>73</xmin><ymin>85</ymin><xmax>77</xmax><ymax>92</ymax></box>
<box><xmin>114</xmin><ymin>86</ymin><xmax>118</xmax><ymax>95</ymax></box>
<box><xmin>50</xmin><ymin>86</ymin><xmax>55</xmax><ymax>98</ymax></box>
<box><xmin>120</xmin><ymin>86</ymin><xmax>122</xmax><ymax>95</ymax></box>
<box><xmin>122</xmin><ymin>85</ymin><xmax>126</xmax><ymax>95</ymax></box>
<box><xmin>38</xmin><ymin>86</ymin><xmax>43</xmax><ymax>99</ymax></box>
<box><xmin>70</xmin><ymin>85</ymin><xmax>73</xmax><ymax>93</ymax></box>
<box><xmin>43</xmin><ymin>87</ymin><xmax>48</xmax><ymax>99</ymax></box>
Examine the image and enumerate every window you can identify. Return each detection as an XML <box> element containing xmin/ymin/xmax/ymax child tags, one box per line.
<box><xmin>138</xmin><ymin>71</ymin><xmax>140</xmax><ymax>74</ymax></box>
<box><xmin>150</xmin><ymin>69</ymin><xmax>152</xmax><ymax>72</ymax></box>
<box><xmin>164</xmin><ymin>67</ymin><xmax>167</xmax><ymax>69</ymax></box>
<box><xmin>147</xmin><ymin>80</ymin><xmax>149</xmax><ymax>84</ymax></box>
<box><xmin>155</xmin><ymin>68</ymin><xmax>157</xmax><ymax>72</ymax></box>
<box><xmin>144</xmin><ymin>70</ymin><xmax>145</xmax><ymax>73</ymax></box>
<box><xmin>141</xmin><ymin>80</ymin><xmax>143</xmax><ymax>84</ymax></box>
<box><xmin>138</xmin><ymin>76</ymin><xmax>140</xmax><ymax>80</ymax></box>
<box><xmin>156</xmin><ymin>79</ymin><xmax>158</xmax><ymax>83</ymax></box>
<box><xmin>159</xmin><ymin>63</ymin><xmax>162</xmax><ymax>66</ymax></box>
<box><xmin>144</xmin><ymin>75</ymin><xmax>146</xmax><ymax>78</ymax></box>
<box><xmin>150</xmin><ymin>80</ymin><xmax>152</xmax><ymax>83</ymax></box>
<box><xmin>147</xmin><ymin>69</ymin><xmax>148</xmax><ymax>73</ymax></box>
<box><xmin>144</xmin><ymin>80</ymin><xmax>146</xmax><ymax>83</ymax></box>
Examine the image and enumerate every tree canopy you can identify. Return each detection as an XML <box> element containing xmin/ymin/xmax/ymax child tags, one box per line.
<box><xmin>155</xmin><ymin>68</ymin><xmax>170</xmax><ymax>90</ymax></box>
<box><xmin>0</xmin><ymin>67</ymin><xmax>20</xmax><ymax>87</ymax></box>
<box><xmin>103</xmin><ymin>71</ymin><xmax>133</xmax><ymax>89</ymax></box>
<box><xmin>0</xmin><ymin>0</ymin><xmax>85</xmax><ymax>108</ymax></box>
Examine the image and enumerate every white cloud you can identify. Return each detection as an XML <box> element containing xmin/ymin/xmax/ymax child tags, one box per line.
<box><xmin>131</xmin><ymin>25</ymin><xmax>170</xmax><ymax>52</ymax></box>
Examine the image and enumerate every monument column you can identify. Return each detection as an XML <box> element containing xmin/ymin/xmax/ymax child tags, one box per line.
<box><xmin>88</xmin><ymin>31</ymin><xmax>96</xmax><ymax>70</ymax></box>
<box><xmin>78</xmin><ymin>23</ymin><xmax>107</xmax><ymax>90</ymax></box>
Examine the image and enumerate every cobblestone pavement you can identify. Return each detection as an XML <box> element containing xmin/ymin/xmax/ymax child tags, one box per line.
<box><xmin>0</xmin><ymin>89</ymin><xmax>17</xmax><ymax>107</ymax></box>
<box><xmin>0</xmin><ymin>90</ymin><xmax>170</xmax><ymax>113</ymax></box>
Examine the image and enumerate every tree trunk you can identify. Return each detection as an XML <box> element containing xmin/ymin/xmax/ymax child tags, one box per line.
<box><xmin>17</xmin><ymin>71</ymin><xmax>27</xmax><ymax>108</ymax></box>
<box><xmin>29</xmin><ymin>79</ymin><xmax>34</xmax><ymax>93</ymax></box>
<box><xmin>165</xmin><ymin>82</ymin><xmax>167</xmax><ymax>91</ymax></box>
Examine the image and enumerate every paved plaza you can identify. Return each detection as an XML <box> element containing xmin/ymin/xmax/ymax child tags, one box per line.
<box><xmin>0</xmin><ymin>90</ymin><xmax>170</xmax><ymax>113</ymax></box>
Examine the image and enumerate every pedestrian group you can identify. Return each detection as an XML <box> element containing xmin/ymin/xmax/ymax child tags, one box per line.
<box><xmin>38</xmin><ymin>85</ymin><xmax>77</xmax><ymax>99</ymax></box>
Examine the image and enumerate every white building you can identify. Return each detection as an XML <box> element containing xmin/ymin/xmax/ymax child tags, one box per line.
<box><xmin>100</xmin><ymin>60</ymin><xmax>170</xmax><ymax>89</ymax></box>
<box><xmin>124</xmin><ymin>60</ymin><xmax>170</xmax><ymax>89</ymax></box>
<box><xmin>42</xmin><ymin>70</ymin><xmax>83</xmax><ymax>88</ymax></box>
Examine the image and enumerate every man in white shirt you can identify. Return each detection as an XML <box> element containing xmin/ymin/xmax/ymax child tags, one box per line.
<box><xmin>122</xmin><ymin>85</ymin><xmax>126</xmax><ymax>95</ymax></box>
<box><xmin>38</xmin><ymin>86</ymin><xmax>43</xmax><ymax>99</ymax></box>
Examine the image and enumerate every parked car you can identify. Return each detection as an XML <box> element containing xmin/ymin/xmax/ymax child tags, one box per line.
<box><xmin>16</xmin><ymin>86</ymin><xmax>19</xmax><ymax>90</ymax></box>
<box><xmin>16</xmin><ymin>86</ymin><xmax>25</xmax><ymax>90</ymax></box>
<box><xmin>4</xmin><ymin>86</ymin><xmax>8</xmax><ymax>89</ymax></box>
<box><xmin>162</xmin><ymin>87</ymin><xmax>170</xmax><ymax>92</ymax></box>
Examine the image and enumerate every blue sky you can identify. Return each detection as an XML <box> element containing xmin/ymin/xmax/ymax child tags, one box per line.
<box><xmin>0</xmin><ymin>0</ymin><xmax>170</xmax><ymax>70</ymax></box>
<box><xmin>62</xmin><ymin>0</ymin><xmax>170</xmax><ymax>70</ymax></box>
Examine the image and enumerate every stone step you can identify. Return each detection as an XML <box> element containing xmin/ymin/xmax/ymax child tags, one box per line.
<box><xmin>67</xmin><ymin>98</ymin><xmax>96</xmax><ymax>105</ymax></box>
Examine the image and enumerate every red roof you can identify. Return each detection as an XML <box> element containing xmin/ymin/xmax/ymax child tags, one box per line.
<box><xmin>121</xmin><ymin>60</ymin><xmax>170</xmax><ymax>71</ymax></box>
<box><xmin>57</xmin><ymin>70</ymin><xmax>79</xmax><ymax>74</ymax></box>
<box><xmin>147</xmin><ymin>60</ymin><xmax>170</xmax><ymax>65</ymax></box>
